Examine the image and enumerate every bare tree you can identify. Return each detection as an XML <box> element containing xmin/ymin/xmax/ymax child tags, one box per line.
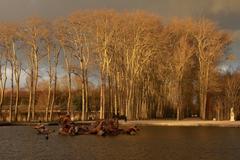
<box><xmin>161</xmin><ymin>19</ymin><xmax>194</xmax><ymax>120</ymax></box>
<box><xmin>0</xmin><ymin>23</ymin><xmax>21</xmax><ymax>122</ymax></box>
<box><xmin>0</xmin><ymin>25</ymin><xmax>8</xmax><ymax>115</ymax></box>
<box><xmin>43</xmin><ymin>24</ymin><xmax>61</xmax><ymax>121</ymax></box>
<box><xmin>0</xmin><ymin>59</ymin><xmax>7</xmax><ymax>115</ymax></box>
<box><xmin>224</xmin><ymin>72</ymin><xmax>240</xmax><ymax>119</ymax></box>
<box><xmin>20</xmin><ymin>17</ymin><xmax>47</xmax><ymax>121</ymax></box>
<box><xmin>192</xmin><ymin>19</ymin><xmax>231</xmax><ymax>120</ymax></box>
<box><xmin>55</xmin><ymin>19</ymin><xmax>74</xmax><ymax>117</ymax></box>
<box><xmin>67</xmin><ymin>11</ymin><xmax>92</xmax><ymax>120</ymax></box>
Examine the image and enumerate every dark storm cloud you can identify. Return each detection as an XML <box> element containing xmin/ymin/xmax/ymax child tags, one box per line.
<box><xmin>0</xmin><ymin>0</ymin><xmax>239</xmax><ymax>29</ymax></box>
<box><xmin>0</xmin><ymin>0</ymin><xmax>208</xmax><ymax>20</ymax></box>
<box><xmin>0</xmin><ymin>0</ymin><xmax>239</xmax><ymax>54</ymax></box>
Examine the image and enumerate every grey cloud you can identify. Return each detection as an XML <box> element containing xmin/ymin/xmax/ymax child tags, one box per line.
<box><xmin>0</xmin><ymin>0</ymin><xmax>239</xmax><ymax>54</ymax></box>
<box><xmin>0</xmin><ymin>0</ymin><xmax>239</xmax><ymax>23</ymax></box>
<box><xmin>210</xmin><ymin>0</ymin><xmax>240</xmax><ymax>14</ymax></box>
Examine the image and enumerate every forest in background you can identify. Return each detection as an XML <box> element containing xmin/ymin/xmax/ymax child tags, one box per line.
<box><xmin>0</xmin><ymin>10</ymin><xmax>238</xmax><ymax>122</ymax></box>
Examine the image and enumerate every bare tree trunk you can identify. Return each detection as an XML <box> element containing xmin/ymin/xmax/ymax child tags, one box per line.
<box><xmin>114</xmin><ymin>76</ymin><xmax>118</xmax><ymax>115</ymax></box>
<box><xmin>176</xmin><ymin>80</ymin><xmax>183</xmax><ymax>120</ymax></box>
<box><xmin>217</xmin><ymin>102</ymin><xmax>220</xmax><ymax>121</ymax></box>
<box><xmin>176</xmin><ymin>107</ymin><xmax>180</xmax><ymax>121</ymax></box>
<box><xmin>49</xmin><ymin>71</ymin><xmax>57</xmax><ymax>121</ymax></box>
<box><xmin>114</xmin><ymin>89</ymin><xmax>117</xmax><ymax>115</ymax></box>
<box><xmin>14</xmin><ymin>75</ymin><xmax>20</xmax><ymax>122</ymax></box>
<box><xmin>100</xmin><ymin>82</ymin><xmax>103</xmax><ymax>119</ymax></box>
<box><xmin>126</xmin><ymin>80</ymin><xmax>133</xmax><ymax>120</ymax></box>
<box><xmin>0</xmin><ymin>62</ymin><xmax>7</xmax><ymax>114</ymax></box>
<box><xmin>198</xmin><ymin>62</ymin><xmax>209</xmax><ymax>120</ymax></box>
<box><xmin>108</xmin><ymin>74</ymin><xmax>112</xmax><ymax>118</ymax></box>
<box><xmin>81</xmin><ymin>61</ymin><xmax>85</xmax><ymax>121</ymax></box>
<box><xmin>12</xmin><ymin>42</ymin><xmax>21</xmax><ymax>122</ymax></box>
<box><xmin>31</xmin><ymin>71</ymin><xmax>36</xmax><ymax>120</ymax></box>
<box><xmin>49</xmin><ymin>48</ymin><xmax>60</xmax><ymax>122</ymax></box>
<box><xmin>63</xmin><ymin>49</ymin><xmax>72</xmax><ymax>116</ymax></box>
<box><xmin>113</xmin><ymin>72</ymin><xmax>120</xmax><ymax>115</ymax></box>
<box><xmin>9</xmin><ymin>63</ymin><xmax>14</xmax><ymax>122</ymax></box>
<box><xmin>45</xmin><ymin>46</ymin><xmax>52</xmax><ymax>122</ymax></box>
<box><xmin>67</xmin><ymin>72</ymin><xmax>72</xmax><ymax>114</ymax></box>
<box><xmin>100</xmin><ymin>71</ymin><xmax>105</xmax><ymax>119</ymax></box>
<box><xmin>27</xmin><ymin>69</ymin><xmax>33</xmax><ymax>122</ymax></box>
<box><xmin>45</xmin><ymin>84</ymin><xmax>51</xmax><ymax>122</ymax></box>
<box><xmin>31</xmin><ymin>48</ymin><xmax>39</xmax><ymax>121</ymax></box>
<box><xmin>85</xmin><ymin>69</ymin><xmax>89</xmax><ymax>120</ymax></box>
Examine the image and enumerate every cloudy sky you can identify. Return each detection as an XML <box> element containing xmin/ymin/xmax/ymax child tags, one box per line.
<box><xmin>0</xmin><ymin>0</ymin><xmax>239</xmax><ymax>51</ymax></box>
<box><xmin>0</xmin><ymin>0</ymin><xmax>240</xmax><ymax>85</ymax></box>
<box><xmin>0</xmin><ymin>0</ymin><xmax>239</xmax><ymax>52</ymax></box>
<box><xmin>0</xmin><ymin>0</ymin><xmax>239</xmax><ymax>28</ymax></box>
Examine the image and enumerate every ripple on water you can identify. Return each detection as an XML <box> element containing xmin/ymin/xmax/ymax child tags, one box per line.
<box><xmin>0</xmin><ymin>126</ymin><xmax>240</xmax><ymax>160</ymax></box>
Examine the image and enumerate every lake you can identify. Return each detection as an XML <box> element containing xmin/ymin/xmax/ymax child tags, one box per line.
<box><xmin>0</xmin><ymin>126</ymin><xmax>239</xmax><ymax>160</ymax></box>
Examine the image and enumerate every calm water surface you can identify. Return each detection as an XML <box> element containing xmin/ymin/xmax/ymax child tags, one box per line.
<box><xmin>0</xmin><ymin>126</ymin><xmax>240</xmax><ymax>160</ymax></box>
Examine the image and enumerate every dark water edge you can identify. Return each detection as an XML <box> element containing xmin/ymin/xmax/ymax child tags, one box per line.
<box><xmin>0</xmin><ymin>126</ymin><xmax>240</xmax><ymax>160</ymax></box>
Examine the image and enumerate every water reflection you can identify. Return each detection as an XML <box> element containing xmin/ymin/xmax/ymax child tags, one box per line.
<box><xmin>0</xmin><ymin>126</ymin><xmax>239</xmax><ymax>160</ymax></box>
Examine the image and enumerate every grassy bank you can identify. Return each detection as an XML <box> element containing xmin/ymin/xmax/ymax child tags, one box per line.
<box><xmin>122</xmin><ymin>120</ymin><xmax>240</xmax><ymax>127</ymax></box>
<box><xmin>1</xmin><ymin>119</ymin><xmax>240</xmax><ymax>127</ymax></box>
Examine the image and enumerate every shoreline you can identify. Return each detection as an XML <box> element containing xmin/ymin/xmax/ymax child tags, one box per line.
<box><xmin>121</xmin><ymin>120</ymin><xmax>240</xmax><ymax>127</ymax></box>
<box><xmin>0</xmin><ymin>121</ymin><xmax>93</xmax><ymax>126</ymax></box>
<box><xmin>1</xmin><ymin>120</ymin><xmax>240</xmax><ymax>127</ymax></box>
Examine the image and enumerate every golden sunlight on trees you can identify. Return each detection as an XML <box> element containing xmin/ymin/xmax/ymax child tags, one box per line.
<box><xmin>19</xmin><ymin>17</ymin><xmax>48</xmax><ymax>121</ymax></box>
<box><xmin>192</xmin><ymin>19</ymin><xmax>231</xmax><ymax>120</ymax></box>
<box><xmin>0</xmin><ymin>10</ymin><xmax>235</xmax><ymax>122</ymax></box>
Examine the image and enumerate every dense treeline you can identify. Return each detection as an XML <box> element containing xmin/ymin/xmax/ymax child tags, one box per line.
<box><xmin>0</xmin><ymin>10</ymin><xmax>237</xmax><ymax>122</ymax></box>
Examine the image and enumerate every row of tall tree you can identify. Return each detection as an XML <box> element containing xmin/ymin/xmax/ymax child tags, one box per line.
<box><xmin>0</xmin><ymin>10</ymin><xmax>235</xmax><ymax>122</ymax></box>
